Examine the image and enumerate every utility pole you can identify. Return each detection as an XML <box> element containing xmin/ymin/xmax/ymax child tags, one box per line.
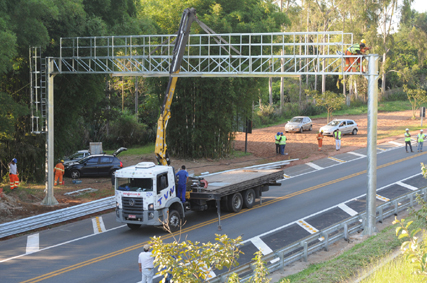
<box><xmin>364</xmin><ymin>55</ymin><xmax>379</xmax><ymax>236</ymax></box>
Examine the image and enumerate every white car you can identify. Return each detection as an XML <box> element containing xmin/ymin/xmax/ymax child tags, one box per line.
<box><xmin>320</xmin><ymin>119</ymin><xmax>358</xmax><ymax>136</ymax></box>
<box><xmin>63</xmin><ymin>150</ymin><xmax>90</xmax><ymax>167</ymax></box>
<box><xmin>285</xmin><ymin>116</ymin><xmax>313</xmax><ymax>133</ymax></box>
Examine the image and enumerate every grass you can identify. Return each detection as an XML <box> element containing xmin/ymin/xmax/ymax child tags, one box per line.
<box><xmin>279</xmin><ymin>215</ymin><xmax>427</xmax><ymax>283</ymax></box>
<box><xmin>359</xmin><ymin>254</ymin><xmax>424</xmax><ymax>283</ymax></box>
<box><xmin>105</xmin><ymin>144</ymin><xmax>155</xmax><ymax>156</ymax></box>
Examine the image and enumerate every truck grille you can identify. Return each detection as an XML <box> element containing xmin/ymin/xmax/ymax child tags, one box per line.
<box><xmin>122</xmin><ymin>197</ymin><xmax>143</xmax><ymax>219</ymax></box>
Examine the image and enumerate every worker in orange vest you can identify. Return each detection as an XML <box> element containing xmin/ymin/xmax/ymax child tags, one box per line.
<box><xmin>8</xmin><ymin>158</ymin><xmax>19</xmax><ymax>190</ymax></box>
<box><xmin>54</xmin><ymin>160</ymin><xmax>65</xmax><ymax>185</ymax></box>
<box><xmin>345</xmin><ymin>39</ymin><xmax>371</xmax><ymax>72</ymax></box>
<box><xmin>317</xmin><ymin>130</ymin><xmax>324</xmax><ymax>151</ymax></box>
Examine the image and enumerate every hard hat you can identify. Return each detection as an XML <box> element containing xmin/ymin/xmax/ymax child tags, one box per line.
<box><xmin>277</xmin><ymin>132</ymin><xmax>280</xmax><ymax>135</ymax></box>
<box><xmin>406</xmin><ymin>128</ymin><xmax>409</xmax><ymax>131</ymax></box>
<box><xmin>421</xmin><ymin>130</ymin><xmax>424</xmax><ymax>132</ymax></box>
<box><xmin>361</xmin><ymin>39</ymin><xmax>366</xmax><ymax>44</ymax></box>
<box><xmin>12</xmin><ymin>158</ymin><xmax>17</xmax><ymax>163</ymax></box>
<box><xmin>281</xmin><ymin>132</ymin><xmax>283</xmax><ymax>135</ymax></box>
<box><xmin>320</xmin><ymin>129</ymin><xmax>324</xmax><ymax>133</ymax></box>
<box><xmin>61</xmin><ymin>160</ymin><xmax>64</xmax><ymax>163</ymax></box>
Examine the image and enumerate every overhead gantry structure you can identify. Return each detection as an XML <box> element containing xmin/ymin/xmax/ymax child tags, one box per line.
<box><xmin>30</xmin><ymin>9</ymin><xmax>379</xmax><ymax>235</ymax></box>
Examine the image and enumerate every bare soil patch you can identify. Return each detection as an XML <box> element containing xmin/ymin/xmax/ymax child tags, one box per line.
<box><xmin>0</xmin><ymin>109</ymin><xmax>421</xmax><ymax>224</ymax></box>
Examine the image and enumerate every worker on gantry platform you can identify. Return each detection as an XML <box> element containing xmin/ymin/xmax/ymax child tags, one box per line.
<box><xmin>345</xmin><ymin>39</ymin><xmax>371</xmax><ymax>72</ymax></box>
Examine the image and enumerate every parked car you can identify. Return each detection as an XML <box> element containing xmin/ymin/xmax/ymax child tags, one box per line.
<box><xmin>285</xmin><ymin>116</ymin><xmax>313</xmax><ymax>133</ymax></box>
<box><xmin>63</xmin><ymin>150</ymin><xmax>91</xmax><ymax>167</ymax></box>
<box><xmin>65</xmin><ymin>147</ymin><xmax>127</xmax><ymax>179</ymax></box>
<box><xmin>319</xmin><ymin>119</ymin><xmax>358</xmax><ymax>136</ymax></box>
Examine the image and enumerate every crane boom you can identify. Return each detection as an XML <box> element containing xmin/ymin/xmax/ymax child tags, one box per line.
<box><xmin>154</xmin><ymin>8</ymin><xmax>197</xmax><ymax>165</ymax></box>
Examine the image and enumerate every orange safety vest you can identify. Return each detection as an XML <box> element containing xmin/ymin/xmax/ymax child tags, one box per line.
<box><xmin>54</xmin><ymin>163</ymin><xmax>65</xmax><ymax>175</ymax></box>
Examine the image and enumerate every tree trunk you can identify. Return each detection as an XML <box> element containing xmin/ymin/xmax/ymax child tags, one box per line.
<box><xmin>322</xmin><ymin>35</ymin><xmax>326</xmax><ymax>93</ymax></box>
<box><xmin>354</xmin><ymin>80</ymin><xmax>358</xmax><ymax>100</ymax></box>
<box><xmin>381</xmin><ymin>52</ymin><xmax>386</xmax><ymax>97</ymax></box>
<box><xmin>135</xmin><ymin>78</ymin><xmax>139</xmax><ymax>116</ymax></box>
<box><xmin>269</xmin><ymin>77</ymin><xmax>273</xmax><ymax>106</ymax></box>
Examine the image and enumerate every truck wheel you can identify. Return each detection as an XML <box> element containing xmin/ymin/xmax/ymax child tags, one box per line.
<box><xmin>227</xmin><ymin>193</ymin><xmax>243</xmax><ymax>213</ymax></box>
<box><xmin>242</xmin><ymin>189</ymin><xmax>255</xmax><ymax>209</ymax></box>
<box><xmin>127</xmin><ymin>223</ymin><xmax>141</xmax><ymax>230</ymax></box>
<box><xmin>168</xmin><ymin>210</ymin><xmax>181</xmax><ymax>232</ymax></box>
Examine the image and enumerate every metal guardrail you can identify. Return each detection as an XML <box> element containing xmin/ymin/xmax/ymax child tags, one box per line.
<box><xmin>209</xmin><ymin>188</ymin><xmax>427</xmax><ymax>282</ymax></box>
<box><xmin>0</xmin><ymin>159</ymin><xmax>295</xmax><ymax>239</ymax></box>
<box><xmin>0</xmin><ymin>197</ymin><xmax>115</xmax><ymax>239</ymax></box>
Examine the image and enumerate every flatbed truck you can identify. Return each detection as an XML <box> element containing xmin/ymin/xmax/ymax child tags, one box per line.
<box><xmin>114</xmin><ymin>162</ymin><xmax>283</xmax><ymax>230</ymax></box>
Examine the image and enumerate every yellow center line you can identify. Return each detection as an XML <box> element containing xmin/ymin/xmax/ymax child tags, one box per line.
<box><xmin>21</xmin><ymin>151</ymin><xmax>427</xmax><ymax>283</ymax></box>
<box><xmin>96</xmin><ymin>217</ymin><xmax>102</xmax><ymax>233</ymax></box>
<box><xmin>328</xmin><ymin>156</ymin><xmax>346</xmax><ymax>163</ymax></box>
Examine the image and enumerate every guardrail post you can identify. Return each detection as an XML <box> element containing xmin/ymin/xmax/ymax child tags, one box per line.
<box><xmin>379</xmin><ymin>207</ymin><xmax>383</xmax><ymax>223</ymax></box>
<box><xmin>279</xmin><ymin>250</ymin><xmax>285</xmax><ymax>269</ymax></box>
<box><xmin>322</xmin><ymin>232</ymin><xmax>329</xmax><ymax>251</ymax></box>
<box><xmin>394</xmin><ymin>200</ymin><xmax>398</xmax><ymax>215</ymax></box>
<box><xmin>410</xmin><ymin>193</ymin><xmax>414</xmax><ymax>207</ymax></box>
<box><xmin>301</xmin><ymin>241</ymin><xmax>308</xmax><ymax>262</ymax></box>
<box><xmin>423</xmin><ymin>189</ymin><xmax>427</xmax><ymax>202</ymax></box>
<box><xmin>344</xmin><ymin>223</ymin><xmax>348</xmax><ymax>241</ymax></box>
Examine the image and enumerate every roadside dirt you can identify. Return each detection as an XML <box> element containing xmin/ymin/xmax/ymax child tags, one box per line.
<box><xmin>0</xmin><ymin>109</ymin><xmax>421</xmax><ymax>225</ymax></box>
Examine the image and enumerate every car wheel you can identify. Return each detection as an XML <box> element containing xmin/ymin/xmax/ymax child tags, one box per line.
<box><xmin>127</xmin><ymin>223</ymin><xmax>141</xmax><ymax>230</ymax></box>
<box><xmin>227</xmin><ymin>193</ymin><xmax>243</xmax><ymax>213</ymax></box>
<box><xmin>309</xmin><ymin>125</ymin><xmax>312</xmax><ymax>131</ymax></box>
<box><xmin>242</xmin><ymin>189</ymin><xmax>255</xmax><ymax>209</ymax></box>
<box><xmin>352</xmin><ymin>128</ymin><xmax>358</xmax><ymax>135</ymax></box>
<box><xmin>167</xmin><ymin>209</ymin><xmax>181</xmax><ymax>232</ymax></box>
<box><xmin>299</xmin><ymin>127</ymin><xmax>303</xmax><ymax>133</ymax></box>
<box><xmin>71</xmin><ymin>170</ymin><xmax>81</xmax><ymax>179</ymax></box>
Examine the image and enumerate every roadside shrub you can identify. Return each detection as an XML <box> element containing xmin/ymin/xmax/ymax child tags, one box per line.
<box><xmin>105</xmin><ymin>111</ymin><xmax>148</xmax><ymax>148</ymax></box>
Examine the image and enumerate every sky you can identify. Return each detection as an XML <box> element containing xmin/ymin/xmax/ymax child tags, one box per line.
<box><xmin>412</xmin><ymin>0</ymin><xmax>427</xmax><ymax>13</ymax></box>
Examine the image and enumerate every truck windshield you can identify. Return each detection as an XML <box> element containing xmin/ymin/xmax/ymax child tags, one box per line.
<box><xmin>116</xmin><ymin>177</ymin><xmax>153</xmax><ymax>192</ymax></box>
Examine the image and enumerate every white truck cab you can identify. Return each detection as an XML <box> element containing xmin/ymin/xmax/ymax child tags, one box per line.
<box><xmin>114</xmin><ymin>162</ymin><xmax>184</xmax><ymax>230</ymax></box>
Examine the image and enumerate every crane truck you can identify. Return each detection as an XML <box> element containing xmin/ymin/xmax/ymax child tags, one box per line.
<box><xmin>114</xmin><ymin>8</ymin><xmax>284</xmax><ymax>231</ymax></box>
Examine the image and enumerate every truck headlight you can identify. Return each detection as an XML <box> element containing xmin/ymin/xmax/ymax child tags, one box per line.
<box><xmin>148</xmin><ymin>212</ymin><xmax>154</xmax><ymax>219</ymax></box>
<box><xmin>148</xmin><ymin>203</ymin><xmax>154</xmax><ymax>210</ymax></box>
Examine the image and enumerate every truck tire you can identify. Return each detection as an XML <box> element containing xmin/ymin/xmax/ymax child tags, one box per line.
<box><xmin>242</xmin><ymin>189</ymin><xmax>255</xmax><ymax>209</ymax></box>
<box><xmin>168</xmin><ymin>209</ymin><xmax>181</xmax><ymax>232</ymax></box>
<box><xmin>227</xmin><ymin>193</ymin><xmax>243</xmax><ymax>213</ymax></box>
<box><xmin>127</xmin><ymin>223</ymin><xmax>141</xmax><ymax>230</ymax></box>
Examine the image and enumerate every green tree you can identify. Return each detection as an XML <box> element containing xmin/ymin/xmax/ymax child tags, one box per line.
<box><xmin>403</xmin><ymin>84</ymin><xmax>427</xmax><ymax>119</ymax></box>
<box><xmin>306</xmin><ymin>90</ymin><xmax>345</xmax><ymax>122</ymax></box>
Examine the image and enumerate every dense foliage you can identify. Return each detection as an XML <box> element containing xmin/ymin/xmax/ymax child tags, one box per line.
<box><xmin>0</xmin><ymin>0</ymin><xmax>426</xmax><ymax>182</ymax></box>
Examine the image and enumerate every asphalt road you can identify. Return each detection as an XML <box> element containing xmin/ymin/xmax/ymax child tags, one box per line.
<box><xmin>1</xmin><ymin>138</ymin><xmax>427</xmax><ymax>283</ymax></box>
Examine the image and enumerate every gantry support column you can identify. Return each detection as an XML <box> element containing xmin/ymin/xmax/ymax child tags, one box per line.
<box><xmin>42</xmin><ymin>58</ymin><xmax>58</xmax><ymax>206</ymax></box>
<box><xmin>363</xmin><ymin>54</ymin><xmax>379</xmax><ymax>235</ymax></box>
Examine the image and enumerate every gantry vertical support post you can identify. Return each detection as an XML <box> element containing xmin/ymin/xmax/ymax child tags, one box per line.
<box><xmin>42</xmin><ymin>58</ymin><xmax>58</xmax><ymax>206</ymax></box>
<box><xmin>364</xmin><ymin>54</ymin><xmax>379</xmax><ymax>235</ymax></box>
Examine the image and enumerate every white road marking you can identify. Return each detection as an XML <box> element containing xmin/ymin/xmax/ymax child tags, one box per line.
<box><xmin>250</xmin><ymin>236</ymin><xmax>273</xmax><ymax>255</ymax></box>
<box><xmin>297</xmin><ymin>220</ymin><xmax>318</xmax><ymax>234</ymax></box>
<box><xmin>376</xmin><ymin>194</ymin><xmax>390</xmax><ymax>202</ymax></box>
<box><xmin>338</xmin><ymin>203</ymin><xmax>358</xmax><ymax>217</ymax></box>
<box><xmin>26</xmin><ymin>233</ymin><xmax>39</xmax><ymax>254</ymax></box>
<box><xmin>396</xmin><ymin>181</ymin><xmax>419</xmax><ymax>191</ymax></box>
<box><xmin>92</xmin><ymin>216</ymin><xmax>106</xmax><ymax>234</ymax></box>
<box><xmin>306</xmin><ymin>162</ymin><xmax>323</xmax><ymax>170</ymax></box>
<box><xmin>347</xmin><ymin>152</ymin><xmax>366</xmax><ymax>158</ymax></box>
<box><xmin>389</xmin><ymin>141</ymin><xmax>404</xmax><ymax>146</ymax></box>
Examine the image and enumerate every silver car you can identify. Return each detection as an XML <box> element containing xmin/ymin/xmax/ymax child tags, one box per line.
<box><xmin>319</xmin><ymin>119</ymin><xmax>358</xmax><ymax>136</ymax></box>
<box><xmin>285</xmin><ymin>116</ymin><xmax>313</xmax><ymax>133</ymax></box>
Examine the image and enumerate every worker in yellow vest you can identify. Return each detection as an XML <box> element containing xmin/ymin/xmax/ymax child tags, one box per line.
<box><xmin>275</xmin><ymin>132</ymin><xmax>281</xmax><ymax>154</ymax></box>
<box><xmin>417</xmin><ymin>129</ymin><xmax>426</xmax><ymax>152</ymax></box>
<box><xmin>405</xmin><ymin>128</ymin><xmax>413</xmax><ymax>153</ymax></box>
<box><xmin>279</xmin><ymin>132</ymin><xmax>287</xmax><ymax>155</ymax></box>
<box><xmin>334</xmin><ymin>129</ymin><xmax>342</xmax><ymax>151</ymax></box>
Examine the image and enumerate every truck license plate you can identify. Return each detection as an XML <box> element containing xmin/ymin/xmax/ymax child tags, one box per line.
<box><xmin>128</xmin><ymin>214</ymin><xmax>136</xmax><ymax>219</ymax></box>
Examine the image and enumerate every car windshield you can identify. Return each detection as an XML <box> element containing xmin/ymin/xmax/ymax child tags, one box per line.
<box><xmin>290</xmin><ymin>118</ymin><xmax>303</xmax><ymax>123</ymax></box>
<box><xmin>69</xmin><ymin>152</ymin><xmax>84</xmax><ymax>160</ymax></box>
<box><xmin>78</xmin><ymin>156</ymin><xmax>91</xmax><ymax>164</ymax></box>
<box><xmin>116</xmin><ymin>177</ymin><xmax>153</xmax><ymax>192</ymax></box>
<box><xmin>327</xmin><ymin>121</ymin><xmax>340</xmax><ymax>126</ymax></box>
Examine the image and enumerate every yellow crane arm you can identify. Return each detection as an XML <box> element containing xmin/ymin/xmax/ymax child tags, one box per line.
<box><xmin>154</xmin><ymin>8</ymin><xmax>197</xmax><ymax>165</ymax></box>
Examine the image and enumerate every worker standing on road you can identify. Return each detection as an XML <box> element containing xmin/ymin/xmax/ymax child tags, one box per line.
<box><xmin>275</xmin><ymin>132</ymin><xmax>281</xmax><ymax>154</ymax></box>
<box><xmin>345</xmin><ymin>39</ymin><xmax>371</xmax><ymax>72</ymax></box>
<box><xmin>417</xmin><ymin>129</ymin><xmax>426</xmax><ymax>152</ymax></box>
<box><xmin>334</xmin><ymin>129</ymin><xmax>342</xmax><ymax>151</ymax></box>
<box><xmin>175</xmin><ymin>165</ymin><xmax>189</xmax><ymax>203</ymax></box>
<box><xmin>8</xmin><ymin>158</ymin><xmax>19</xmax><ymax>190</ymax></box>
<box><xmin>54</xmin><ymin>160</ymin><xmax>65</xmax><ymax>186</ymax></box>
<box><xmin>405</xmin><ymin>128</ymin><xmax>414</xmax><ymax>153</ymax></box>
<box><xmin>138</xmin><ymin>244</ymin><xmax>154</xmax><ymax>283</ymax></box>
<box><xmin>317</xmin><ymin>130</ymin><xmax>324</xmax><ymax>151</ymax></box>
<box><xmin>279</xmin><ymin>132</ymin><xmax>287</xmax><ymax>155</ymax></box>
